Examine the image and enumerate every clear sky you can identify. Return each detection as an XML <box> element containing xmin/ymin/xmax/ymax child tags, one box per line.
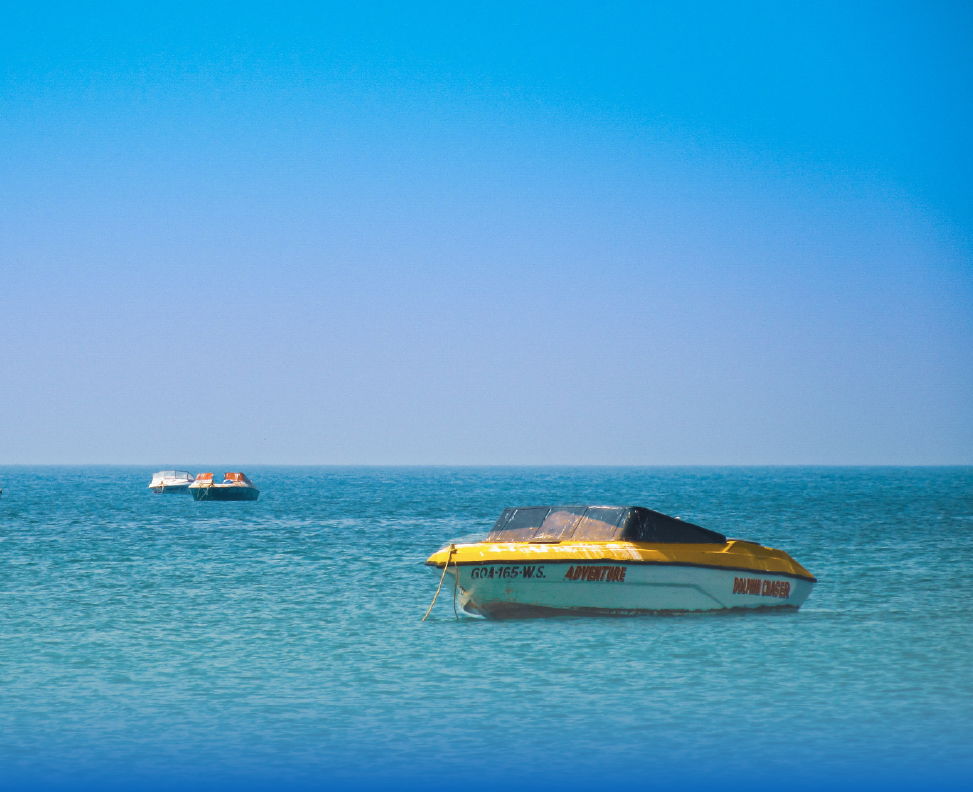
<box><xmin>1</xmin><ymin>1</ymin><xmax>971</xmax><ymax>464</ymax></box>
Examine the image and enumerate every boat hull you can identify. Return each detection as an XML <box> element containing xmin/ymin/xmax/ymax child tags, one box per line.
<box><xmin>149</xmin><ymin>483</ymin><xmax>192</xmax><ymax>494</ymax></box>
<box><xmin>190</xmin><ymin>486</ymin><xmax>259</xmax><ymax>501</ymax></box>
<box><xmin>438</xmin><ymin>559</ymin><xmax>813</xmax><ymax>618</ymax></box>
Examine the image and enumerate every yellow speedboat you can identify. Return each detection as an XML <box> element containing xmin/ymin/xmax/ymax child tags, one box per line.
<box><xmin>425</xmin><ymin>505</ymin><xmax>816</xmax><ymax>618</ymax></box>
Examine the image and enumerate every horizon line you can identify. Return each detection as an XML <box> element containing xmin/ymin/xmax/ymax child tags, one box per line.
<box><xmin>1</xmin><ymin>463</ymin><xmax>971</xmax><ymax>469</ymax></box>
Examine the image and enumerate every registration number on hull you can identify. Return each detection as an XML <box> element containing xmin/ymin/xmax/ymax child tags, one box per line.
<box><xmin>469</xmin><ymin>565</ymin><xmax>547</xmax><ymax>580</ymax></box>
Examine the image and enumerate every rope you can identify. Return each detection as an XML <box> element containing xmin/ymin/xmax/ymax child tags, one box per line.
<box><xmin>452</xmin><ymin>551</ymin><xmax>459</xmax><ymax>619</ymax></box>
<box><xmin>422</xmin><ymin>544</ymin><xmax>455</xmax><ymax>622</ymax></box>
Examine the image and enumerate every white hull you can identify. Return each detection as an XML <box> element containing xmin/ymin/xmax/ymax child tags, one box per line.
<box><xmin>149</xmin><ymin>482</ymin><xmax>192</xmax><ymax>493</ymax></box>
<box><xmin>442</xmin><ymin>561</ymin><xmax>813</xmax><ymax>618</ymax></box>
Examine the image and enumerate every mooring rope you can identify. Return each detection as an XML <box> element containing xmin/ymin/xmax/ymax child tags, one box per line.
<box><xmin>422</xmin><ymin>544</ymin><xmax>456</xmax><ymax>622</ymax></box>
<box><xmin>452</xmin><ymin>551</ymin><xmax>459</xmax><ymax>619</ymax></box>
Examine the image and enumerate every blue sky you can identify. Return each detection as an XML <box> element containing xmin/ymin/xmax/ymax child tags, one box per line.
<box><xmin>1</xmin><ymin>1</ymin><xmax>970</xmax><ymax>464</ymax></box>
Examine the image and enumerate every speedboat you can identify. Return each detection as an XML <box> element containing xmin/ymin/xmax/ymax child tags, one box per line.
<box><xmin>189</xmin><ymin>472</ymin><xmax>260</xmax><ymax>501</ymax></box>
<box><xmin>148</xmin><ymin>470</ymin><xmax>195</xmax><ymax>493</ymax></box>
<box><xmin>425</xmin><ymin>505</ymin><xmax>816</xmax><ymax>618</ymax></box>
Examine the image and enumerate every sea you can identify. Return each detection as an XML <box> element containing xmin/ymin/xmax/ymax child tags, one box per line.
<box><xmin>1</xmin><ymin>466</ymin><xmax>971</xmax><ymax>791</ymax></box>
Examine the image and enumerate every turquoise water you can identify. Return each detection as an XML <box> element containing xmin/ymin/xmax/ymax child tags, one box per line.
<box><xmin>1</xmin><ymin>467</ymin><xmax>971</xmax><ymax>790</ymax></box>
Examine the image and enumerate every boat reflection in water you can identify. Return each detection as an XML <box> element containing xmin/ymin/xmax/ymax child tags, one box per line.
<box><xmin>425</xmin><ymin>505</ymin><xmax>815</xmax><ymax>619</ymax></box>
<box><xmin>189</xmin><ymin>472</ymin><xmax>260</xmax><ymax>502</ymax></box>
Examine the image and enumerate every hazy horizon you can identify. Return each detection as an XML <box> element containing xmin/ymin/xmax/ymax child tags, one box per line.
<box><xmin>2</xmin><ymin>463</ymin><xmax>970</xmax><ymax>471</ymax></box>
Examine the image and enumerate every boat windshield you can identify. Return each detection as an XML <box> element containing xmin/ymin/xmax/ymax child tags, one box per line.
<box><xmin>155</xmin><ymin>471</ymin><xmax>192</xmax><ymax>480</ymax></box>
<box><xmin>488</xmin><ymin>507</ymin><xmax>549</xmax><ymax>541</ymax></box>
<box><xmin>485</xmin><ymin>506</ymin><xmax>726</xmax><ymax>544</ymax></box>
<box><xmin>531</xmin><ymin>507</ymin><xmax>587</xmax><ymax>542</ymax></box>
<box><xmin>573</xmin><ymin>507</ymin><xmax>628</xmax><ymax>539</ymax></box>
<box><xmin>486</xmin><ymin>506</ymin><xmax>629</xmax><ymax>542</ymax></box>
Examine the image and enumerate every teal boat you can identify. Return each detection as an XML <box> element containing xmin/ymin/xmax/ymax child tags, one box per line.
<box><xmin>189</xmin><ymin>472</ymin><xmax>259</xmax><ymax>501</ymax></box>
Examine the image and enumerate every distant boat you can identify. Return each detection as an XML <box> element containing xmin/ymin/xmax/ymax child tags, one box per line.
<box><xmin>189</xmin><ymin>472</ymin><xmax>259</xmax><ymax>501</ymax></box>
<box><xmin>148</xmin><ymin>471</ymin><xmax>195</xmax><ymax>493</ymax></box>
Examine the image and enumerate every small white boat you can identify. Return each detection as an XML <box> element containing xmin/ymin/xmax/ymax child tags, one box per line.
<box><xmin>148</xmin><ymin>471</ymin><xmax>195</xmax><ymax>494</ymax></box>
